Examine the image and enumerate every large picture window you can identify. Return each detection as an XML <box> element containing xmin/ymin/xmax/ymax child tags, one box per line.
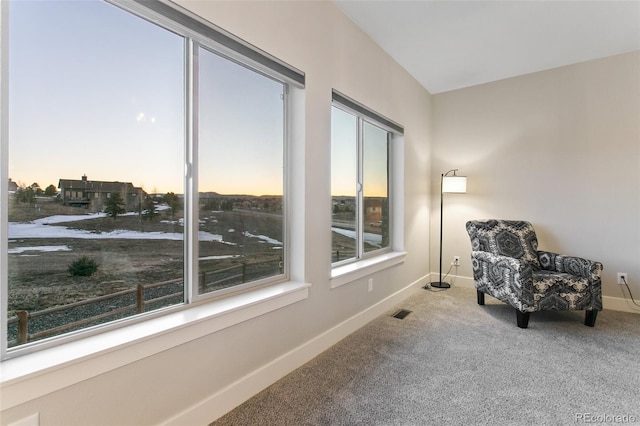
<box><xmin>331</xmin><ymin>92</ymin><xmax>401</xmax><ymax>265</ymax></box>
<box><xmin>1</xmin><ymin>0</ymin><xmax>300</xmax><ymax>355</ymax></box>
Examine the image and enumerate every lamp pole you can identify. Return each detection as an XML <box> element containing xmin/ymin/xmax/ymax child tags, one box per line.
<box><xmin>426</xmin><ymin>169</ymin><xmax>466</xmax><ymax>289</ymax></box>
<box><xmin>432</xmin><ymin>172</ymin><xmax>450</xmax><ymax>288</ymax></box>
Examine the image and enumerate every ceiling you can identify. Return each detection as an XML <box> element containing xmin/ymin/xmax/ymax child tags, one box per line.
<box><xmin>334</xmin><ymin>0</ymin><xmax>640</xmax><ymax>94</ymax></box>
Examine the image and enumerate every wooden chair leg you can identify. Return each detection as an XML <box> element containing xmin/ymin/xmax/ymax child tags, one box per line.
<box><xmin>585</xmin><ymin>310</ymin><xmax>598</xmax><ymax>327</ymax></box>
<box><xmin>477</xmin><ymin>290</ymin><xmax>485</xmax><ymax>305</ymax></box>
<box><xmin>516</xmin><ymin>310</ymin><xmax>530</xmax><ymax>329</ymax></box>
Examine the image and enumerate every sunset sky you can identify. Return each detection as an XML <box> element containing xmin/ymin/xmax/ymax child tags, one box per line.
<box><xmin>7</xmin><ymin>0</ymin><xmax>386</xmax><ymax>198</ymax></box>
<box><xmin>7</xmin><ymin>0</ymin><xmax>283</xmax><ymax>196</ymax></box>
<box><xmin>331</xmin><ymin>106</ymin><xmax>389</xmax><ymax>198</ymax></box>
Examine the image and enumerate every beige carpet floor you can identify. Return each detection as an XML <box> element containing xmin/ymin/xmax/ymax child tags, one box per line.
<box><xmin>212</xmin><ymin>286</ymin><xmax>640</xmax><ymax>425</ymax></box>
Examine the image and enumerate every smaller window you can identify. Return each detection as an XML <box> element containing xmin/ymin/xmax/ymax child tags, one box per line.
<box><xmin>331</xmin><ymin>91</ymin><xmax>402</xmax><ymax>266</ymax></box>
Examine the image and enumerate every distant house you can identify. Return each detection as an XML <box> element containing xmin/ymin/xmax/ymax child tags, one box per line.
<box><xmin>7</xmin><ymin>178</ymin><xmax>18</xmax><ymax>193</ymax></box>
<box><xmin>58</xmin><ymin>175</ymin><xmax>145</xmax><ymax>213</ymax></box>
<box><xmin>364</xmin><ymin>198</ymin><xmax>383</xmax><ymax>223</ymax></box>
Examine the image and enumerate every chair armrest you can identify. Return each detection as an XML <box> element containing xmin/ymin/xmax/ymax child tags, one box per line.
<box><xmin>537</xmin><ymin>250</ymin><xmax>603</xmax><ymax>311</ymax></box>
<box><xmin>471</xmin><ymin>251</ymin><xmax>535</xmax><ymax>292</ymax></box>
<box><xmin>537</xmin><ymin>251</ymin><xmax>603</xmax><ymax>280</ymax></box>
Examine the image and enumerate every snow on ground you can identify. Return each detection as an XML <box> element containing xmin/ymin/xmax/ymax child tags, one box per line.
<box><xmin>8</xmin><ymin>220</ymin><xmax>223</xmax><ymax>242</ymax></box>
<box><xmin>9</xmin><ymin>213</ymin><xmax>222</xmax><ymax>242</ymax></box>
<box><xmin>11</xmin><ymin>216</ymin><xmax>372</xmax><ymax>247</ymax></box>
<box><xmin>8</xmin><ymin>214</ymin><xmax>284</xmax><ymax>247</ymax></box>
<box><xmin>8</xmin><ymin>245</ymin><xmax>72</xmax><ymax>254</ymax></box>
<box><xmin>199</xmin><ymin>255</ymin><xmax>242</xmax><ymax>261</ymax></box>
<box><xmin>242</xmin><ymin>231</ymin><xmax>282</xmax><ymax>245</ymax></box>
<box><xmin>31</xmin><ymin>212</ymin><xmax>108</xmax><ymax>225</ymax></box>
<box><xmin>331</xmin><ymin>227</ymin><xmax>382</xmax><ymax>247</ymax></box>
<box><xmin>160</xmin><ymin>218</ymin><xmax>185</xmax><ymax>226</ymax></box>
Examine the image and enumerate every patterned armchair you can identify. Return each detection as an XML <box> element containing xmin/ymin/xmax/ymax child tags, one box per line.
<box><xmin>466</xmin><ymin>220</ymin><xmax>603</xmax><ymax>328</ymax></box>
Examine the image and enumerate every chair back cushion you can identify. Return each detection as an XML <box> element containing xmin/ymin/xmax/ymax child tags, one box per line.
<box><xmin>466</xmin><ymin>220</ymin><xmax>540</xmax><ymax>269</ymax></box>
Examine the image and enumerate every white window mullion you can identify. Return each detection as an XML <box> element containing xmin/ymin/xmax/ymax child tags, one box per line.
<box><xmin>281</xmin><ymin>88</ymin><xmax>289</xmax><ymax>280</ymax></box>
<box><xmin>0</xmin><ymin>0</ymin><xmax>8</xmax><ymax>360</ymax></box>
<box><xmin>386</xmin><ymin>132</ymin><xmax>392</xmax><ymax>250</ymax></box>
<box><xmin>185</xmin><ymin>39</ymin><xmax>198</xmax><ymax>303</ymax></box>
<box><xmin>356</xmin><ymin>117</ymin><xmax>364</xmax><ymax>260</ymax></box>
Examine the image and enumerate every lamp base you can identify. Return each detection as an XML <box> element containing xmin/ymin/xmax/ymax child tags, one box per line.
<box><xmin>429</xmin><ymin>281</ymin><xmax>451</xmax><ymax>289</ymax></box>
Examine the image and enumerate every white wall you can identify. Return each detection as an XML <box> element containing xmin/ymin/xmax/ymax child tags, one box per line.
<box><xmin>1</xmin><ymin>1</ymin><xmax>432</xmax><ymax>425</ymax></box>
<box><xmin>431</xmin><ymin>51</ymin><xmax>640</xmax><ymax>313</ymax></box>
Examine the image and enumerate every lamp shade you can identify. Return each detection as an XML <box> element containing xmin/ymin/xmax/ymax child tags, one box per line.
<box><xmin>442</xmin><ymin>175</ymin><xmax>467</xmax><ymax>193</ymax></box>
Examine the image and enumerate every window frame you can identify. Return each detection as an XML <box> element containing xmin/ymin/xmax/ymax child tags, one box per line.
<box><xmin>331</xmin><ymin>104</ymin><xmax>393</xmax><ymax>265</ymax></box>
<box><xmin>330</xmin><ymin>91</ymin><xmax>406</xmax><ymax>288</ymax></box>
<box><xmin>0</xmin><ymin>0</ymin><xmax>305</xmax><ymax>360</ymax></box>
<box><xmin>330</xmin><ymin>91</ymin><xmax>404</xmax><ymax>273</ymax></box>
<box><xmin>191</xmin><ymin>42</ymin><xmax>290</xmax><ymax>302</ymax></box>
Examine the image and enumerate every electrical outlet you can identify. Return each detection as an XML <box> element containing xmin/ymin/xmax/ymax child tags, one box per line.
<box><xmin>452</xmin><ymin>256</ymin><xmax>460</xmax><ymax>266</ymax></box>
<box><xmin>368</xmin><ymin>278</ymin><xmax>373</xmax><ymax>292</ymax></box>
<box><xmin>617</xmin><ymin>273</ymin><xmax>628</xmax><ymax>285</ymax></box>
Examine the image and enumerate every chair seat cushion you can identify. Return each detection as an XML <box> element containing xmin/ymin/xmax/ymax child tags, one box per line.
<box><xmin>532</xmin><ymin>270</ymin><xmax>591</xmax><ymax>310</ymax></box>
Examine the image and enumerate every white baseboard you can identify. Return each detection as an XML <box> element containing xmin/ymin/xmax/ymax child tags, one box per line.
<box><xmin>602</xmin><ymin>295</ymin><xmax>640</xmax><ymax>314</ymax></box>
<box><xmin>439</xmin><ymin>273</ymin><xmax>640</xmax><ymax>314</ymax></box>
<box><xmin>445</xmin><ymin>274</ymin><xmax>475</xmax><ymax>288</ymax></box>
<box><xmin>162</xmin><ymin>275</ymin><xmax>428</xmax><ymax>426</ymax></box>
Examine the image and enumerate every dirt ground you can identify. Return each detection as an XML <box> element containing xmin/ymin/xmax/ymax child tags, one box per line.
<box><xmin>7</xmin><ymin>197</ymin><xmax>283</xmax><ymax>316</ymax></box>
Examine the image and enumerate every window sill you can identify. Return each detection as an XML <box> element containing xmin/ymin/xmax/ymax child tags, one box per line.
<box><xmin>0</xmin><ymin>280</ymin><xmax>310</xmax><ymax>410</ymax></box>
<box><xmin>330</xmin><ymin>251</ymin><xmax>406</xmax><ymax>289</ymax></box>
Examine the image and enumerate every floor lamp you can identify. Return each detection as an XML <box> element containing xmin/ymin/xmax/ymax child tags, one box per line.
<box><xmin>429</xmin><ymin>169</ymin><xmax>467</xmax><ymax>289</ymax></box>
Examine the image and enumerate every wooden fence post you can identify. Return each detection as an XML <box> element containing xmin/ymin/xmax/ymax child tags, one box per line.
<box><xmin>137</xmin><ymin>285</ymin><xmax>144</xmax><ymax>314</ymax></box>
<box><xmin>17</xmin><ymin>310</ymin><xmax>29</xmax><ymax>344</ymax></box>
<box><xmin>242</xmin><ymin>263</ymin><xmax>246</xmax><ymax>283</ymax></box>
